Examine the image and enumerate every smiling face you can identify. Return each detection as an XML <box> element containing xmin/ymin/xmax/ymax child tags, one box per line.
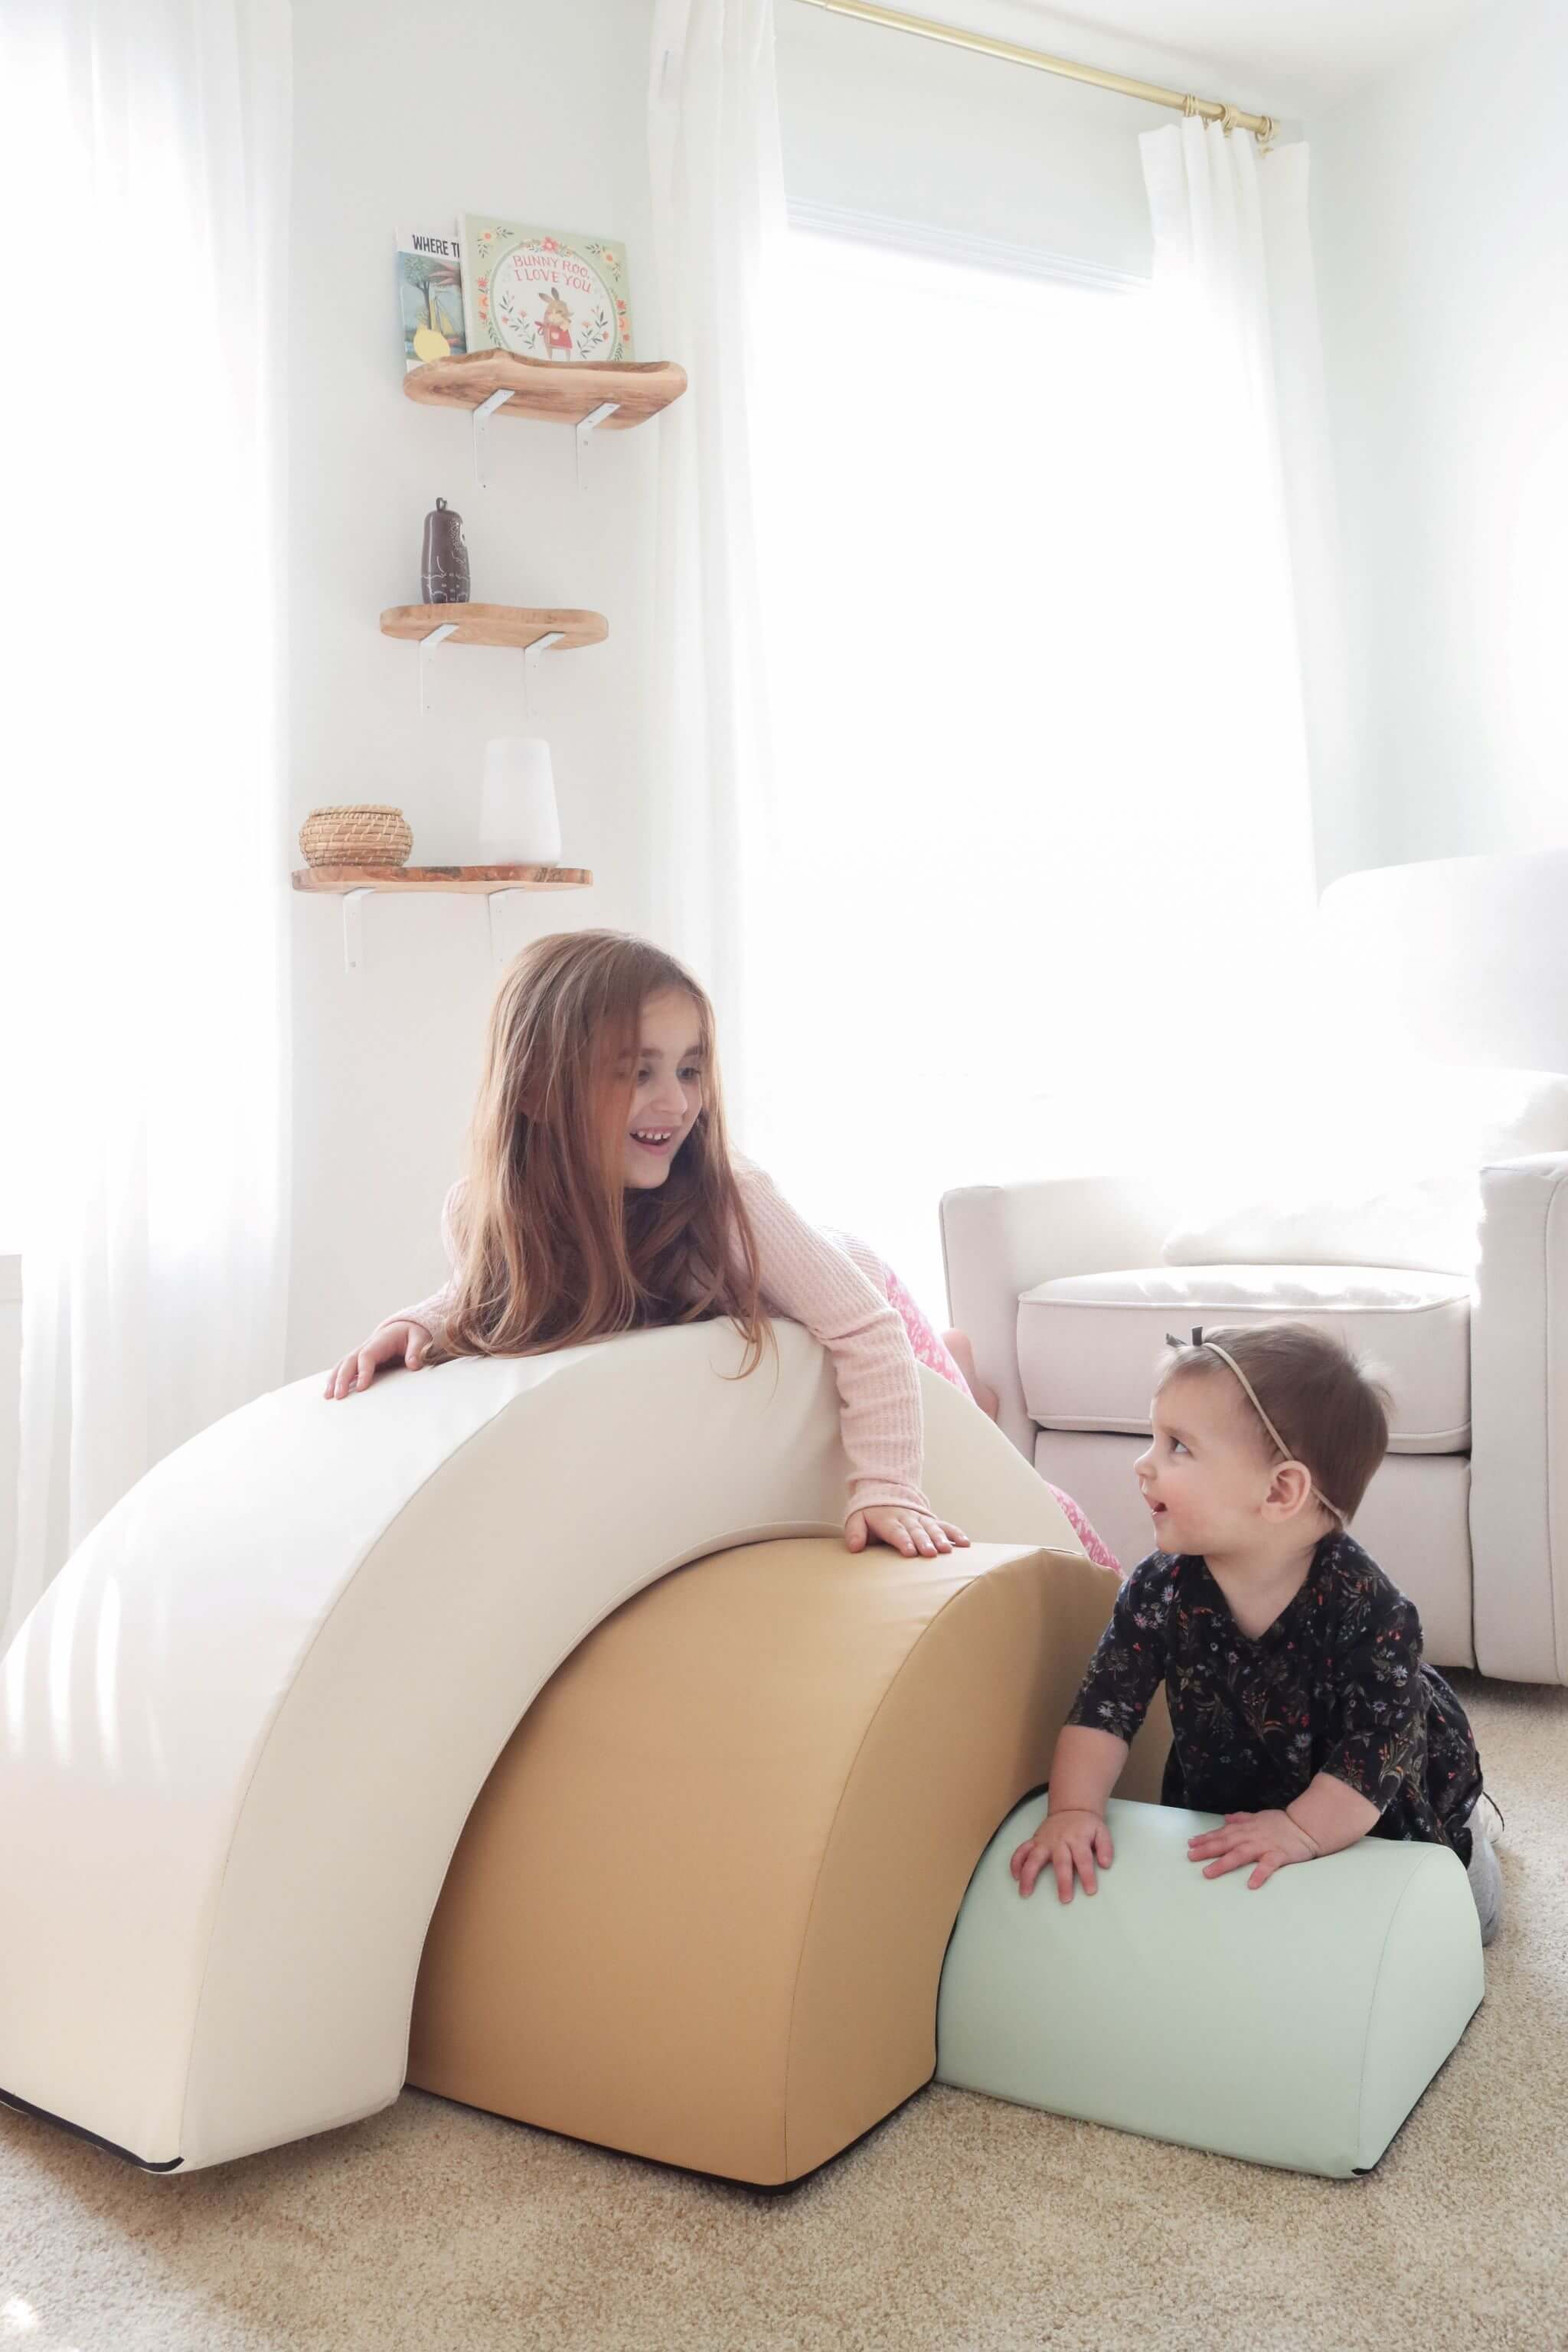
<box><xmin>613</xmin><ymin>988</ymin><xmax>707</xmax><ymax>1189</ymax></box>
<box><xmin>1132</xmin><ymin>1367</ymin><xmax>1292</xmax><ymax>1559</ymax></box>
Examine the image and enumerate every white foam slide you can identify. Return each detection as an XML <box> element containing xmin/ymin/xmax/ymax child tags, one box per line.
<box><xmin>936</xmin><ymin>1797</ymin><xmax>1485</xmax><ymax>2177</ymax></box>
<box><xmin>0</xmin><ymin>1322</ymin><xmax>1076</xmax><ymax>2174</ymax></box>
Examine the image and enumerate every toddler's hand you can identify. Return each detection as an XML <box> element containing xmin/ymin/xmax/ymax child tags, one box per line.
<box><xmin>1187</xmin><ymin>1808</ymin><xmax>1318</xmax><ymax>1890</ymax></box>
<box><xmin>323</xmin><ymin>1321</ymin><xmax>431</xmax><ymax>1401</ymax></box>
<box><xmin>845</xmin><ymin>1506</ymin><xmax>970</xmax><ymax>1559</ymax></box>
<box><xmin>1011</xmin><ymin>1808</ymin><xmax>1114</xmax><ymax>1903</ymax></box>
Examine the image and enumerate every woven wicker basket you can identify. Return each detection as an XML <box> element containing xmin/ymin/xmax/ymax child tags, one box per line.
<box><xmin>299</xmin><ymin>805</ymin><xmax>414</xmax><ymax>868</ymax></box>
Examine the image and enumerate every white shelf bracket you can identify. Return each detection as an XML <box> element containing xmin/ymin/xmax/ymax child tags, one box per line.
<box><xmin>418</xmin><ymin>621</ymin><xmax>458</xmax><ymax>716</ymax></box>
<box><xmin>472</xmin><ymin>387</ymin><xmax>515</xmax><ymax>489</ymax></box>
<box><xmin>520</xmin><ymin>628</ymin><xmax>564</xmax><ymax>722</ymax></box>
<box><xmin>488</xmin><ymin>888</ymin><xmax>527</xmax><ymax>965</ymax></box>
<box><xmin>341</xmin><ymin>887</ymin><xmax>374</xmax><ymax>973</ymax></box>
<box><xmin>575</xmin><ymin>400</ymin><xmax>619</xmax><ymax>491</ymax></box>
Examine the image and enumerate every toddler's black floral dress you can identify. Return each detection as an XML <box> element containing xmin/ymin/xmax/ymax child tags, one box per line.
<box><xmin>1065</xmin><ymin>1531</ymin><xmax>1485</xmax><ymax>1861</ymax></box>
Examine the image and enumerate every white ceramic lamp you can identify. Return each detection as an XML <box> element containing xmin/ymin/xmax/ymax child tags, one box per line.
<box><xmin>479</xmin><ymin>737</ymin><xmax>561</xmax><ymax>864</ymax></box>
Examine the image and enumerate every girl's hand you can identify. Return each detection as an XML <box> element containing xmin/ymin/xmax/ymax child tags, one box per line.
<box><xmin>845</xmin><ymin>1506</ymin><xmax>970</xmax><ymax>1558</ymax></box>
<box><xmin>1011</xmin><ymin>1808</ymin><xmax>1114</xmax><ymax>1902</ymax></box>
<box><xmin>1187</xmin><ymin>1808</ymin><xmax>1319</xmax><ymax>1890</ymax></box>
<box><xmin>323</xmin><ymin>1321</ymin><xmax>431</xmax><ymax>1400</ymax></box>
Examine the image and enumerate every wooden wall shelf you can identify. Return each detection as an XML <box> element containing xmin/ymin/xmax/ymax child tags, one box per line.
<box><xmin>292</xmin><ymin>864</ymin><xmax>592</xmax><ymax>895</ymax></box>
<box><xmin>402</xmin><ymin>352</ymin><xmax>687</xmax><ymax>430</ymax></box>
<box><xmin>379</xmin><ymin>603</ymin><xmax>607</xmax><ymax>652</ymax></box>
<box><xmin>297</xmin><ymin>862</ymin><xmax>593</xmax><ymax>967</ymax></box>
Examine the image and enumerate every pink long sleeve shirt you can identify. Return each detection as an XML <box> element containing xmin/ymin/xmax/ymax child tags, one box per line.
<box><xmin>379</xmin><ymin>1160</ymin><xmax>935</xmax><ymax>1524</ymax></box>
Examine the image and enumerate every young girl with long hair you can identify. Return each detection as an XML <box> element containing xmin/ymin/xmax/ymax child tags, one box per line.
<box><xmin>325</xmin><ymin>929</ymin><xmax>1116</xmax><ymax>1566</ymax></box>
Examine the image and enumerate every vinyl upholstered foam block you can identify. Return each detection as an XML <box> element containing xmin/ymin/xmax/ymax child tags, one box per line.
<box><xmin>408</xmin><ymin>1535</ymin><xmax>1142</xmax><ymax>2185</ymax></box>
<box><xmin>0</xmin><ymin>1320</ymin><xmax>1158</xmax><ymax>2175</ymax></box>
<box><xmin>935</xmin><ymin>1797</ymin><xmax>1483</xmax><ymax>2177</ymax></box>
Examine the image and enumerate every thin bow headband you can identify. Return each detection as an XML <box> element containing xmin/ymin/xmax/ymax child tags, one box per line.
<box><xmin>1164</xmin><ymin>1327</ymin><xmax>1348</xmax><ymax>1526</ymax></box>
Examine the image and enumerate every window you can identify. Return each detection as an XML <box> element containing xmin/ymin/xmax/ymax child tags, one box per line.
<box><xmin>749</xmin><ymin>220</ymin><xmax>1315</xmax><ymax>1309</ymax></box>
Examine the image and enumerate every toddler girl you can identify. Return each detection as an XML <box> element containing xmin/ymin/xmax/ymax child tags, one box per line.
<box><xmin>1011</xmin><ymin>1321</ymin><xmax>1501</xmax><ymax>1942</ymax></box>
<box><xmin>325</xmin><ymin>929</ymin><xmax>1115</xmax><ymax>1565</ymax></box>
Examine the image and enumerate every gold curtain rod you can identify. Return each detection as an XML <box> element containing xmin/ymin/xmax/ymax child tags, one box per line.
<box><xmin>792</xmin><ymin>0</ymin><xmax>1276</xmax><ymax>145</ymax></box>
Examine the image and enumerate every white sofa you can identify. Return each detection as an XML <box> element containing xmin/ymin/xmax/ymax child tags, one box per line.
<box><xmin>941</xmin><ymin>848</ymin><xmax>1568</xmax><ymax>1684</ymax></box>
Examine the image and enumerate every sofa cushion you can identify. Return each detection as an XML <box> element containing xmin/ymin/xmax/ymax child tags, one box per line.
<box><xmin>1161</xmin><ymin>1063</ymin><xmax>1568</xmax><ymax>1275</ymax></box>
<box><xmin>1162</xmin><ymin>1174</ymin><xmax>1482</xmax><ymax>1279</ymax></box>
<box><xmin>1018</xmin><ymin>1264</ymin><xmax>1472</xmax><ymax>1455</ymax></box>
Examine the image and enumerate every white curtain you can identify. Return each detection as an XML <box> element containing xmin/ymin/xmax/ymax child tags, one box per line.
<box><xmin>742</xmin><ymin>121</ymin><xmax>1337</xmax><ymax>1305</ymax></box>
<box><xmin>0</xmin><ymin>0</ymin><xmax>292</xmax><ymax>1639</ymax></box>
<box><xmin>640</xmin><ymin>41</ymin><xmax>1343</xmax><ymax>1304</ymax></box>
<box><xmin>1140</xmin><ymin>116</ymin><xmax>1349</xmax><ymax>893</ymax></box>
<box><xmin>646</xmin><ymin>0</ymin><xmax>788</xmax><ymax>1148</ymax></box>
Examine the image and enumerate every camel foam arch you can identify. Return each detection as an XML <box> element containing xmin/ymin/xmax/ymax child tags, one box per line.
<box><xmin>0</xmin><ymin>1320</ymin><xmax>1078</xmax><ymax>2174</ymax></box>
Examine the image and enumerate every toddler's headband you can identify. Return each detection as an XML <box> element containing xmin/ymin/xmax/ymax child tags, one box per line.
<box><xmin>1164</xmin><ymin>1326</ymin><xmax>1348</xmax><ymax>1526</ymax></box>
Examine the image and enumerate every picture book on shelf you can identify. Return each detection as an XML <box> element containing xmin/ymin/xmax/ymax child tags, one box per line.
<box><xmin>459</xmin><ymin>216</ymin><xmax>633</xmax><ymax>363</ymax></box>
<box><xmin>396</xmin><ymin>226</ymin><xmax>466</xmax><ymax>371</ymax></box>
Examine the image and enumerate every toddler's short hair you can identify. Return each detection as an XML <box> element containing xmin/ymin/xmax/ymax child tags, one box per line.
<box><xmin>1158</xmin><ymin>1321</ymin><xmax>1391</xmax><ymax>1524</ymax></box>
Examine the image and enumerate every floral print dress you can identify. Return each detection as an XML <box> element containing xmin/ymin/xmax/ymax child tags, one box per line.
<box><xmin>1064</xmin><ymin>1531</ymin><xmax>1484</xmax><ymax>1862</ymax></box>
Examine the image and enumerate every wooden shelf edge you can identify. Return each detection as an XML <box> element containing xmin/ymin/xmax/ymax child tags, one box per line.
<box><xmin>402</xmin><ymin>351</ymin><xmax>686</xmax><ymax>428</ymax></box>
<box><xmin>379</xmin><ymin>603</ymin><xmax>607</xmax><ymax>651</ymax></box>
<box><xmin>292</xmin><ymin>864</ymin><xmax>593</xmax><ymax>895</ymax></box>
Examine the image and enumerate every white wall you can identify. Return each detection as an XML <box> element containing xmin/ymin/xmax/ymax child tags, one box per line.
<box><xmin>286</xmin><ymin>0</ymin><xmax>662</xmax><ymax>1377</ymax></box>
<box><xmin>1310</xmin><ymin>0</ymin><xmax>1568</xmax><ymax>871</ymax></box>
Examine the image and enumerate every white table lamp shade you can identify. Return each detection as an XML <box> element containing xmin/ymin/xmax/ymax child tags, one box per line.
<box><xmin>480</xmin><ymin>737</ymin><xmax>561</xmax><ymax>864</ymax></box>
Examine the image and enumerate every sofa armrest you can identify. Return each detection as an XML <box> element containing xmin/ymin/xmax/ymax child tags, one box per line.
<box><xmin>1470</xmin><ymin>1150</ymin><xmax>1568</xmax><ymax>1681</ymax></box>
<box><xmin>939</xmin><ymin>1176</ymin><xmax>1185</xmax><ymax>1457</ymax></box>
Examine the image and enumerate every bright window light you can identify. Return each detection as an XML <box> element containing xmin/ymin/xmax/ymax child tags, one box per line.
<box><xmin>747</xmin><ymin>225</ymin><xmax>1317</xmax><ymax>1308</ymax></box>
<box><xmin>0</xmin><ymin>10</ymin><xmax>287</xmax><ymax>1271</ymax></box>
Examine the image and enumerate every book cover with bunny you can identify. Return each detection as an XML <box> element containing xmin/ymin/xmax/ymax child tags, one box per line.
<box><xmin>458</xmin><ymin>217</ymin><xmax>633</xmax><ymax>362</ymax></box>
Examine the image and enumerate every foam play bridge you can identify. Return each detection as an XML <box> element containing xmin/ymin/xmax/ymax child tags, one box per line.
<box><xmin>0</xmin><ymin>1321</ymin><xmax>1119</xmax><ymax>2174</ymax></box>
<box><xmin>0</xmin><ymin>1319</ymin><xmax>1483</xmax><ymax>2184</ymax></box>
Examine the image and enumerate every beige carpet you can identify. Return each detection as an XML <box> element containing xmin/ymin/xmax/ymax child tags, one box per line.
<box><xmin>2</xmin><ymin>1671</ymin><xmax>1565</xmax><ymax>2352</ymax></box>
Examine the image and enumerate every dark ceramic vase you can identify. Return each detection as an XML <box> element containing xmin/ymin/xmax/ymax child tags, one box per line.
<box><xmin>420</xmin><ymin>497</ymin><xmax>471</xmax><ymax>604</ymax></box>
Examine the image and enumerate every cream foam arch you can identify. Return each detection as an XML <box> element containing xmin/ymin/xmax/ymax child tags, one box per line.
<box><xmin>0</xmin><ymin>1321</ymin><xmax>1078</xmax><ymax>2173</ymax></box>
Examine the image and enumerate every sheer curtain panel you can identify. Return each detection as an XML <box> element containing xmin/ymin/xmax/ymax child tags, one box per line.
<box><xmin>1140</xmin><ymin>114</ymin><xmax>1348</xmax><ymax>889</ymax></box>
<box><xmin>647</xmin><ymin>0</ymin><xmax>789</xmax><ymax>1146</ymax></box>
<box><xmin>0</xmin><ymin>0</ymin><xmax>292</xmax><ymax>1638</ymax></box>
<box><xmin>750</xmin><ymin>129</ymin><xmax>1338</xmax><ymax>1304</ymax></box>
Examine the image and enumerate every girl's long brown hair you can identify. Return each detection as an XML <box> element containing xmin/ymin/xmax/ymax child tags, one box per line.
<box><xmin>434</xmin><ymin>930</ymin><xmax>767</xmax><ymax>1370</ymax></box>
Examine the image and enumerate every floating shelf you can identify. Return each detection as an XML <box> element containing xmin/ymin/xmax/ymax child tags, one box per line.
<box><xmin>296</xmin><ymin>862</ymin><xmax>593</xmax><ymax>969</ymax></box>
<box><xmin>402</xmin><ymin>352</ymin><xmax>687</xmax><ymax>430</ymax></box>
<box><xmin>379</xmin><ymin>603</ymin><xmax>607</xmax><ymax>652</ymax></box>
<box><xmin>292</xmin><ymin>864</ymin><xmax>592</xmax><ymax>895</ymax></box>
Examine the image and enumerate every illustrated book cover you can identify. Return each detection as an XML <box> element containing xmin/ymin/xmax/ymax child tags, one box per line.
<box><xmin>396</xmin><ymin>225</ymin><xmax>467</xmax><ymax>371</ymax></box>
<box><xmin>458</xmin><ymin>216</ymin><xmax>633</xmax><ymax>363</ymax></box>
